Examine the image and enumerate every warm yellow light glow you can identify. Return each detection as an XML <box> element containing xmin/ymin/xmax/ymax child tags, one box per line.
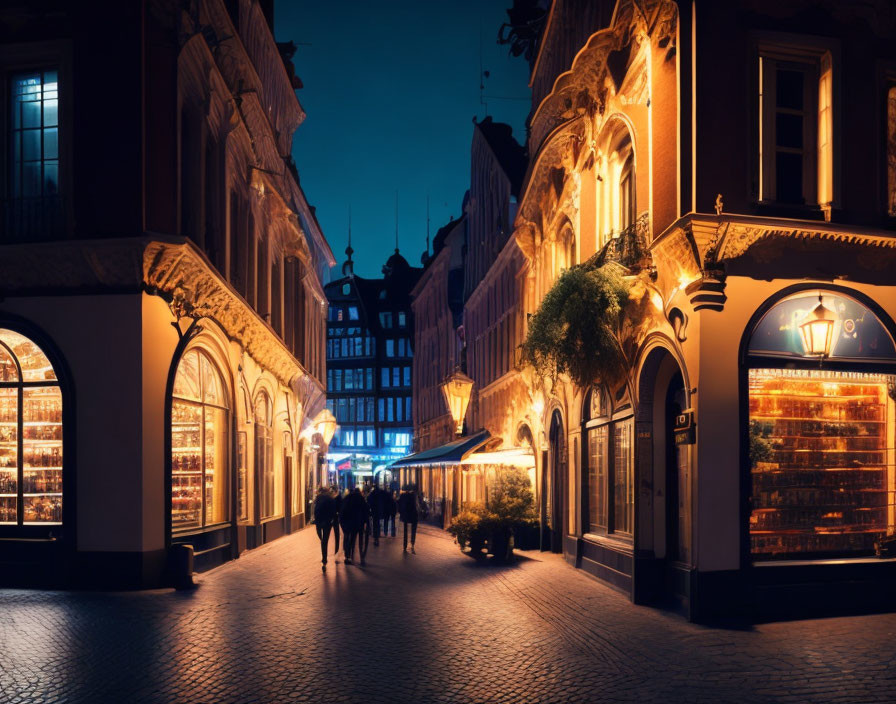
<box><xmin>314</xmin><ymin>409</ymin><xmax>337</xmax><ymax>446</ymax></box>
<box><xmin>531</xmin><ymin>397</ymin><xmax>544</xmax><ymax>417</ymax></box>
<box><xmin>651</xmin><ymin>292</ymin><xmax>664</xmax><ymax>311</ymax></box>
<box><xmin>461</xmin><ymin>448</ymin><xmax>536</xmax><ymax>469</ymax></box>
<box><xmin>440</xmin><ymin>370</ymin><xmax>474</xmax><ymax>436</ymax></box>
<box><xmin>799</xmin><ymin>296</ymin><xmax>836</xmax><ymax>357</ymax></box>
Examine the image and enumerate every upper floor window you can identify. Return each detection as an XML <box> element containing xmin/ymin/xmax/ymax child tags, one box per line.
<box><xmin>887</xmin><ymin>83</ymin><xmax>895</xmax><ymax>218</ymax></box>
<box><xmin>8</xmin><ymin>70</ymin><xmax>61</xmax><ymax>241</ymax></box>
<box><xmin>398</xmin><ymin>312</ymin><xmax>407</xmax><ymax>328</ymax></box>
<box><xmin>758</xmin><ymin>47</ymin><xmax>833</xmax><ymax>208</ymax></box>
<box><xmin>342</xmin><ymin>284</ymin><xmax>350</xmax><ymax>295</ymax></box>
<box><xmin>348</xmin><ymin>306</ymin><xmax>359</xmax><ymax>321</ymax></box>
<box><xmin>380</xmin><ymin>312</ymin><xmax>393</xmax><ymax>328</ymax></box>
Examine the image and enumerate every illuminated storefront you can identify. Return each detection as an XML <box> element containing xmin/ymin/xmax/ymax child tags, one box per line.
<box><xmin>0</xmin><ymin>329</ymin><xmax>63</xmax><ymax>529</ymax></box>
<box><xmin>746</xmin><ymin>290</ymin><xmax>896</xmax><ymax>561</ymax></box>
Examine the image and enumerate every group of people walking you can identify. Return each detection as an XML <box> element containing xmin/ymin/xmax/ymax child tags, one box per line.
<box><xmin>312</xmin><ymin>484</ymin><xmax>420</xmax><ymax>570</ymax></box>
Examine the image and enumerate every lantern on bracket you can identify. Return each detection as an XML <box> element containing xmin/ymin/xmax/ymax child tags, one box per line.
<box><xmin>440</xmin><ymin>370</ymin><xmax>474</xmax><ymax>436</ymax></box>
<box><xmin>799</xmin><ymin>295</ymin><xmax>837</xmax><ymax>358</ymax></box>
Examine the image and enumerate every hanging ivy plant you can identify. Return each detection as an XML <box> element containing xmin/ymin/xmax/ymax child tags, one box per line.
<box><xmin>521</xmin><ymin>263</ymin><xmax>630</xmax><ymax>388</ymax></box>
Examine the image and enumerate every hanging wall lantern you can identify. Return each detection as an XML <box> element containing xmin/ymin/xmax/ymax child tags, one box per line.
<box><xmin>441</xmin><ymin>370</ymin><xmax>474</xmax><ymax>436</ymax></box>
<box><xmin>314</xmin><ymin>409</ymin><xmax>338</xmax><ymax>447</ymax></box>
<box><xmin>799</xmin><ymin>295</ymin><xmax>836</xmax><ymax>357</ymax></box>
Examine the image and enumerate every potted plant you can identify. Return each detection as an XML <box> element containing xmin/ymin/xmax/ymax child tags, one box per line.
<box><xmin>449</xmin><ymin>469</ymin><xmax>538</xmax><ymax>562</ymax></box>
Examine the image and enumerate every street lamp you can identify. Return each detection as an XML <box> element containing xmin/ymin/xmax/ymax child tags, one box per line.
<box><xmin>314</xmin><ymin>409</ymin><xmax>337</xmax><ymax>447</ymax></box>
<box><xmin>441</xmin><ymin>370</ymin><xmax>474</xmax><ymax>436</ymax></box>
<box><xmin>799</xmin><ymin>295</ymin><xmax>836</xmax><ymax>358</ymax></box>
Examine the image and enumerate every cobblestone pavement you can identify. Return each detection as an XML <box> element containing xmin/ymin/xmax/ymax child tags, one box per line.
<box><xmin>2</xmin><ymin>526</ymin><xmax>896</xmax><ymax>704</ymax></box>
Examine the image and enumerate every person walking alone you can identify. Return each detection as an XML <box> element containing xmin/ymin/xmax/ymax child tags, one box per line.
<box><xmin>313</xmin><ymin>487</ymin><xmax>336</xmax><ymax>572</ymax></box>
<box><xmin>367</xmin><ymin>483</ymin><xmax>385</xmax><ymax>546</ymax></box>
<box><xmin>341</xmin><ymin>487</ymin><xmax>368</xmax><ymax>565</ymax></box>
<box><xmin>383</xmin><ymin>490</ymin><xmax>397</xmax><ymax>538</ymax></box>
<box><xmin>331</xmin><ymin>486</ymin><xmax>343</xmax><ymax>557</ymax></box>
<box><xmin>398</xmin><ymin>484</ymin><xmax>419</xmax><ymax>553</ymax></box>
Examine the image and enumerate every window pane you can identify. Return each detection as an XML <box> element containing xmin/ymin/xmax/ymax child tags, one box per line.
<box><xmin>200</xmin><ymin>353</ymin><xmax>226</xmax><ymax>407</ymax></box>
<box><xmin>776</xmin><ymin>69</ymin><xmax>804</xmax><ymax>110</ymax></box>
<box><xmin>775</xmin><ymin>113</ymin><xmax>803</xmax><ymax>149</ymax></box>
<box><xmin>23</xmin><ymin>129</ymin><xmax>40</xmax><ymax>160</ymax></box>
<box><xmin>0</xmin><ymin>388</ymin><xmax>18</xmax><ymax>524</ymax></box>
<box><xmin>173</xmin><ymin>350</ymin><xmax>201</xmax><ymax>401</ymax></box>
<box><xmin>588</xmin><ymin>425</ymin><xmax>608</xmax><ymax>531</ymax></box>
<box><xmin>43</xmin><ymin>127</ymin><xmax>58</xmax><ymax>160</ymax></box>
<box><xmin>613</xmin><ymin>420</ymin><xmax>633</xmax><ymax>534</ymax></box>
<box><xmin>749</xmin><ymin>368</ymin><xmax>894</xmax><ymax>560</ymax></box>
<box><xmin>204</xmin><ymin>406</ymin><xmax>229</xmax><ymax>525</ymax></box>
<box><xmin>0</xmin><ymin>344</ymin><xmax>18</xmax><ymax>382</ymax></box>
<box><xmin>172</xmin><ymin>401</ymin><xmax>202</xmax><ymax>529</ymax></box>
<box><xmin>43</xmin><ymin>98</ymin><xmax>58</xmax><ymax>127</ymax></box>
<box><xmin>0</xmin><ymin>330</ymin><xmax>56</xmax><ymax>382</ymax></box>
<box><xmin>237</xmin><ymin>431</ymin><xmax>248</xmax><ymax>522</ymax></box>
<box><xmin>776</xmin><ymin>152</ymin><xmax>803</xmax><ymax>204</ymax></box>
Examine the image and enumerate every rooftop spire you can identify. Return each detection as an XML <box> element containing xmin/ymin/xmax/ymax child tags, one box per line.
<box><xmin>342</xmin><ymin>205</ymin><xmax>354</xmax><ymax>277</ymax></box>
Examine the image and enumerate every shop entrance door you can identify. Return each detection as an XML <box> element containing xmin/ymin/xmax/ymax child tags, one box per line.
<box><xmin>664</xmin><ymin>373</ymin><xmax>690</xmax><ymax>597</ymax></box>
<box><xmin>549</xmin><ymin>411</ymin><xmax>566</xmax><ymax>553</ymax></box>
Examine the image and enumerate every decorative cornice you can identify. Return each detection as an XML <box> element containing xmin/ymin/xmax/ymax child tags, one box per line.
<box><xmin>0</xmin><ymin>236</ymin><xmax>311</xmax><ymax>387</ymax></box>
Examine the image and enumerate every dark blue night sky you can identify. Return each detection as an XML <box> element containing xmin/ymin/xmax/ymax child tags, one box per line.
<box><xmin>275</xmin><ymin>0</ymin><xmax>531</xmax><ymax>279</ymax></box>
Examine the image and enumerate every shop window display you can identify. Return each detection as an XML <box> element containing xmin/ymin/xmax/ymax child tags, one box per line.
<box><xmin>171</xmin><ymin>349</ymin><xmax>229</xmax><ymax>531</ymax></box>
<box><xmin>255</xmin><ymin>391</ymin><xmax>277</xmax><ymax>519</ymax></box>
<box><xmin>748</xmin><ymin>290</ymin><xmax>896</xmax><ymax>560</ymax></box>
<box><xmin>584</xmin><ymin>387</ymin><xmax>632</xmax><ymax>536</ymax></box>
<box><xmin>0</xmin><ymin>329</ymin><xmax>62</xmax><ymax>527</ymax></box>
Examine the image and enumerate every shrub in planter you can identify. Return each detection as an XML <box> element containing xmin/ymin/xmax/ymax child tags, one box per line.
<box><xmin>447</xmin><ymin>503</ymin><xmax>486</xmax><ymax>553</ymax></box>
<box><xmin>484</xmin><ymin>468</ymin><xmax>537</xmax><ymax>562</ymax></box>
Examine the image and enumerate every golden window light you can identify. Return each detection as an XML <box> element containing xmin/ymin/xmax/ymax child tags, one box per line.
<box><xmin>799</xmin><ymin>295</ymin><xmax>836</xmax><ymax>357</ymax></box>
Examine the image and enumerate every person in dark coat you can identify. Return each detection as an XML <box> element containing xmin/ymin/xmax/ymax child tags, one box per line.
<box><xmin>383</xmin><ymin>490</ymin><xmax>397</xmax><ymax>538</ymax></box>
<box><xmin>340</xmin><ymin>487</ymin><xmax>370</xmax><ymax>565</ymax></box>
<box><xmin>313</xmin><ymin>487</ymin><xmax>336</xmax><ymax>571</ymax></box>
<box><xmin>397</xmin><ymin>484</ymin><xmax>419</xmax><ymax>553</ymax></box>
<box><xmin>331</xmin><ymin>486</ymin><xmax>343</xmax><ymax>556</ymax></box>
<box><xmin>367</xmin><ymin>484</ymin><xmax>385</xmax><ymax>546</ymax></box>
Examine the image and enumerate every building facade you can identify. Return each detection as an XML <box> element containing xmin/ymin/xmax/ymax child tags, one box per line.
<box><xmin>324</xmin><ymin>246</ymin><xmax>421</xmax><ymax>490</ymax></box>
<box><xmin>507</xmin><ymin>0</ymin><xmax>896</xmax><ymax>619</ymax></box>
<box><xmin>404</xmin><ymin>0</ymin><xmax>896</xmax><ymax>619</ymax></box>
<box><xmin>0</xmin><ymin>0</ymin><xmax>334</xmax><ymax>588</ymax></box>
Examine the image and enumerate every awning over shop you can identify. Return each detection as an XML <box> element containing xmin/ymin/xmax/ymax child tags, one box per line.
<box><xmin>388</xmin><ymin>430</ymin><xmax>491</xmax><ymax>468</ymax></box>
<box><xmin>461</xmin><ymin>447</ymin><xmax>535</xmax><ymax>469</ymax></box>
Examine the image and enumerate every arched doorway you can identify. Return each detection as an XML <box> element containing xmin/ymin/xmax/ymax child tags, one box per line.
<box><xmin>636</xmin><ymin>344</ymin><xmax>690</xmax><ymax>603</ymax></box>
<box><xmin>548</xmin><ymin>410</ymin><xmax>566</xmax><ymax>553</ymax></box>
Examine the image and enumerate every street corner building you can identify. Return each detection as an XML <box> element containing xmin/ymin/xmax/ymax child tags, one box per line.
<box><xmin>408</xmin><ymin>0</ymin><xmax>896</xmax><ymax>620</ymax></box>
<box><xmin>0</xmin><ymin>0</ymin><xmax>336</xmax><ymax>588</ymax></box>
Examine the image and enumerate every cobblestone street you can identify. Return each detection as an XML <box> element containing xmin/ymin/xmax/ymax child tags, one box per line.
<box><xmin>2</xmin><ymin>525</ymin><xmax>896</xmax><ymax>704</ymax></box>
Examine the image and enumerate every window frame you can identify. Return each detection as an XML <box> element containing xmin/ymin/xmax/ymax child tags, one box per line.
<box><xmin>752</xmin><ymin>34</ymin><xmax>841</xmax><ymax>212</ymax></box>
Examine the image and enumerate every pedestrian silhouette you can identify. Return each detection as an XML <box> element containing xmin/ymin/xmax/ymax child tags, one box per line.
<box><xmin>384</xmin><ymin>490</ymin><xmax>397</xmax><ymax>538</ymax></box>
<box><xmin>331</xmin><ymin>486</ymin><xmax>343</xmax><ymax>556</ymax></box>
<box><xmin>398</xmin><ymin>484</ymin><xmax>419</xmax><ymax>554</ymax></box>
<box><xmin>341</xmin><ymin>487</ymin><xmax>369</xmax><ymax>565</ymax></box>
<box><xmin>368</xmin><ymin>483</ymin><xmax>385</xmax><ymax>546</ymax></box>
<box><xmin>313</xmin><ymin>487</ymin><xmax>336</xmax><ymax>572</ymax></box>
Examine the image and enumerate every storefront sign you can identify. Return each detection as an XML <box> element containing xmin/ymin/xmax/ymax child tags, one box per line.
<box><xmin>674</xmin><ymin>410</ymin><xmax>695</xmax><ymax>445</ymax></box>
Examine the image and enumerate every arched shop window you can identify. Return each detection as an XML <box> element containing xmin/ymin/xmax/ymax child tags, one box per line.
<box><xmin>0</xmin><ymin>330</ymin><xmax>62</xmax><ymax>528</ymax></box>
<box><xmin>171</xmin><ymin>349</ymin><xmax>229</xmax><ymax>531</ymax></box>
<box><xmin>255</xmin><ymin>391</ymin><xmax>277</xmax><ymax>519</ymax></box>
<box><xmin>746</xmin><ymin>289</ymin><xmax>896</xmax><ymax>561</ymax></box>
<box><xmin>583</xmin><ymin>385</ymin><xmax>633</xmax><ymax>536</ymax></box>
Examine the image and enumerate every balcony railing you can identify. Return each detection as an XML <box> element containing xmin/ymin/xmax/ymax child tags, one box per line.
<box><xmin>585</xmin><ymin>212</ymin><xmax>650</xmax><ymax>271</ymax></box>
<box><xmin>2</xmin><ymin>196</ymin><xmax>65</xmax><ymax>243</ymax></box>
